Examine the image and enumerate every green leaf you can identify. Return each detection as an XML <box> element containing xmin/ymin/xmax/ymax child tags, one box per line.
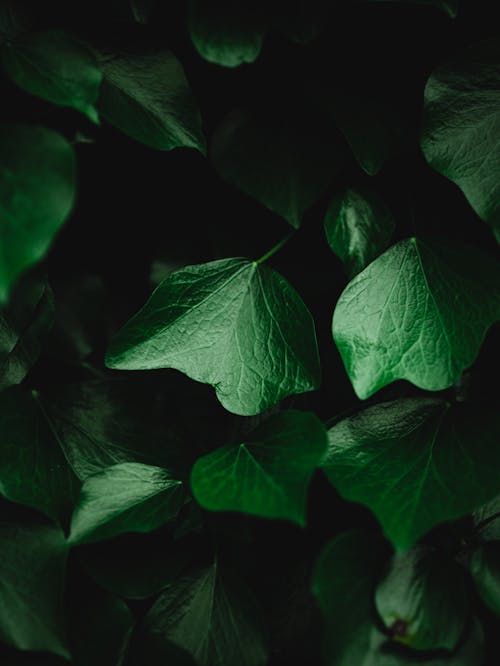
<box><xmin>188</xmin><ymin>0</ymin><xmax>266</xmax><ymax>68</ymax></box>
<box><xmin>0</xmin><ymin>124</ymin><xmax>76</xmax><ymax>303</ymax></box>
<box><xmin>98</xmin><ymin>49</ymin><xmax>205</xmax><ymax>153</ymax></box>
<box><xmin>2</xmin><ymin>30</ymin><xmax>102</xmax><ymax>122</ymax></box>
<box><xmin>472</xmin><ymin>496</ymin><xmax>500</xmax><ymax>541</ymax></box>
<box><xmin>324</xmin><ymin>187</ymin><xmax>395</xmax><ymax>277</ymax></box>
<box><xmin>421</xmin><ymin>39</ymin><xmax>500</xmax><ymax>242</ymax></box>
<box><xmin>375</xmin><ymin>546</ymin><xmax>468</xmax><ymax>651</ymax></box>
<box><xmin>322</xmin><ymin>397</ymin><xmax>500</xmax><ymax>550</ymax></box>
<box><xmin>142</xmin><ymin>560</ymin><xmax>268</xmax><ymax>666</ymax></box>
<box><xmin>69</xmin><ymin>462</ymin><xmax>185</xmax><ymax>545</ymax></box>
<box><xmin>332</xmin><ymin>238</ymin><xmax>500</xmax><ymax>400</ymax></box>
<box><xmin>0</xmin><ymin>273</ymin><xmax>54</xmax><ymax>391</ymax></box>
<box><xmin>0</xmin><ymin>387</ymin><xmax>78</xmax><ymax>523</ymax></box>
<box><xmin>470</xmin><ymin>543</ymin><xmax>500</xmax><ymax>617</ymax></box>
<box><xmin>211</xmin><ymin>109</ymin><xmax>346</xmax><ymax>228</ymax></box>
<box><xmin>191</xmin><ymin>410</ymin><xmax>327</xmax><ymax>525</ymax></box>
<box><xmin>360</xmin><ymin>0</ymin><xmax>459</xmax><ymax>18</ymax></box>
<box><xmin>0</xmin><ymin>522</ymin><xmax>69</xmax><ymax>657</ymax></box>
<box><xmin>105</xmin><ymin>258</ymin><xmax>320</xmax><ymax>416</ymax></box>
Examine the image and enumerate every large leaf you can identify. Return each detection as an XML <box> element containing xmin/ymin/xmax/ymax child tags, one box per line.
<box><xmin>322</xmin><ymin>397</ymin><xmax>500</xmax><ymax>550</ymax></box>
<box><xmin>105</xmin><ymin>258</ymin><xmax>320</xmax><ymax>416</ymax></box>
<box><xmin>0</xmin><ymin>522</ymin><xmax>69</xmax><ymax>657</ymax></box>
<box><xmin>2</xmin><ymin>30</ymin><xmax>102</xmax><ymax>122</ymax></box>
<box><xmin>211</xmin><ymin>109</ymin><xmax>346</xmax><ymax>228</ymax></box>
<box><xmin>191</xmin><ymin>410</ymin><xmax>327</xmax><ymax>525</ymax></box>
<box><xmin>470</xmin><ymin>543</ymin><xmax>500</xmax><ymax>617</ymax></box>
<box><xmin>421</xmin><ymin>39</ymin><xmax>500</xmax><ymax>242</ymax></box>
<box><xmin>0</xmin><ymin>124</ymin><xmax>76</xmax><ymax>302</ymax></box>
<box><xmin>142</xmin><ymin>560</ymin><xmax>268</xmax><ymax>666</ymax></box>
<box><xmin>324</xmin><ymin>186</ymin><xmax>395</xmax><ymax>277</ymax></box>
<box><xmin>375</xmin><ymin>545</ymin><xmax>468</xmax><ymax>651</ymax></box>
<box><xmin>98</xmin><ymin>49</ymin><xmax>205</xmax><ymax>153</ymax></box>
<box><xmin>0</xmin><ymin>273</ymin><xmax>54</xmax><ymax>391</ymax></box>
<box><xmin>332</xmin><ymin>238</ymin><xmax>500</xmax><ymax>399</ymax></box>
<box><xmin>69</xmin><ymin>462</ymin><xmax>185</xmax><ymax>544</ymax></box>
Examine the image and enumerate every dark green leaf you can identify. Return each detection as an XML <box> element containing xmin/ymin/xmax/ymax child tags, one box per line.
<box><xmin>129</xmin><ymin>0</ymin><xmax>155</xmax><ymax>23</ymax></box>
<box><xmin>422</xmin><ymin>39</ymin><xmax>500</xmax><ymax>242</ymax></box>
<box><xmin>332</xmin><ymin>238</ymin><xmax>500</xmax><ymax>399</ymax></box>
<box><xmin>69</xmin><ymin>462</ymin><xmax>185</xmax><ymax>544</ymax></box>
<box><xmin>472</xmin><ymin>496</ymin><xmax>500</xmax><ymax>541</ymax></box>
<box><xmin>0</xmin><ymin>1</ymin><xmax>32</xmax><ymax>44</ymax></box>
<box><xmin>0</xmin><ymin>124</ymin><xmax>76</xmax><ymax>303</ymax></box>
<box><xmin>2</xmin><ymin>30</ymin><xmax>102</xmax><ymax>122</ymax></box>
<box><xmin>324</xmin><ymin>187</ymin><xmax>395</xmax><ymax>277</ymax></box>
<box><xmin>98</xmin><ymin>49</ymin><xmax>205</xmax><ymax>153</ymax></box>
<box><xmin>191</xmin><ymin>410</ymin><xmax>327</xmax><ymax>525</ymax></box>
<box><xmin>322</xmin><ymin>397</ymin><xmax>500</xmax><ymax>550</ymax></box>
<box><xmin>105</xmin><ymin>258</ymin><xmax>320</xmax><ymax>416</ymax></box>
<box><xmin>360</xmin><ymin>0</ymin><xmax>458</xmax><ymax>18</ymax></box>
<box><xmin>375</xmin><ymin>546</ymin><xmax>468</xmax><ymax>651</ymax></box>
<box><xmin>0</xmin><ymin>522</ymin><xmax>69</xmax><ymax>657</ymax></box>
<box><xmin>470</xmin><ymin>543</ymin><xmax>500</xmax><ymax>617</ymax></box>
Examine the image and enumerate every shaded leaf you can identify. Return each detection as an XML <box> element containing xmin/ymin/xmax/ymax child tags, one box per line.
<box><xmin>470</xmin><ymin>543</ymin><xmax>500</xmax><ymax>617</ymax></box>
<box><xmin>361</xmin><ymin>0</ymin><xmax>458</xmax><ymax>18</ymax></box>
<box><xmin>130</xmin><ymin>0</ymin><xmax>155</xmax><ymax>23</ymax></box>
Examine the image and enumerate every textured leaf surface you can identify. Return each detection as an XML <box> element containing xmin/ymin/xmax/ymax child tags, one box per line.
<box><xmin>191</xmin><ymin>410</ymin><xmax>327</xmax><ymax>525</ymax></box>
<box><xmin>0</xmin><ymin>522</ymin><xmax>69</xmax><ymax>657</ymax></box>
<box><xmin>98</xmin><ymin>49</ymin><xmax>205</xmax><ymax>152</ymax></box>
<box><xmin>2</xmin><ymin>30</ymin><xmax>102</xmax><ymax>122</ymax></box>
<box><xmin>69</xmin><ymin>462</ymin><xmax>185</xmax><ymax>544</ymax></box>
<box><xmin>322</xmin><ymin>397</ymin><xmax>500</xmax><ymax>549</ymax></box>
<box><xmin>143</xmin><ymin>561</ymin><xmax>268</xmax><ymax>666</ymax></box>
<box><xmin>332</xmin><ymin>238</ymin><xmax>500</xmax><ymax>399</ymax></box>
<box><xmin>106</xmin><ymin>258</ymin><xmax>320</xmax><ymax>416</ymax></box>
<box><xmin>470</xmin><ymin>543</ymin><xmax>500</xmax><ymax>617</ymax></box>
<box><xmin>324</xmin><ymin>187</ymin><xmax>395</xmax><ymax>277</ymax></box>
<box><xmin>375</xmin><ymin>546</ymin><xmax>468</xmax><ymax>650</ymax></box>
<box><xmin>422</xmin><ymin>39</ymin><xmax>500</xmax><ymax>242</ymax></box>
<box><xmin>0</xmin><ymin>124</ymin><xmax>76</xmax><ymax>302</ymax></box>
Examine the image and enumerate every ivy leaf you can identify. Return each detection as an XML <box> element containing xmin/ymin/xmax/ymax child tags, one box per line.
<box><xmin>0</xmin><ymin>522</ymin><xmax>69</xmax><ymax>657</ymax></box>
<box><xmin>361</xmin><ymin>0</ymin><xmax>459</xmax><ymax>18</ymax></box>
<box><xmin>470</xmin><ymin>543</ymin><xmax>500</xmax><ymax>617</ymax></box>
<box><xmin>105</xmin><ymin>258</ymin><xmax>320</xmax><ymax>416</ymax></box>
<box><xmin>421</xmin><ymin>39</ymin><xmax>500</xmax><ymax>242</ymax></box>
<box><xmin>0</xmin><ymin>273</ymin><xmax>54</xmax><ymax>391</ymax></box>
<box><xmin>332</xmin><ymin>238</ymin><xmax>500</xmax><ymax>400</ymax></box>
<box><xmin>0</xmin><ymin>124</ymin><xmax>76</xmax><ymax>303</ymax></box>
<box><xmin>322</xmin><ymin>397</ymin><xmax>500</xmax><ymax>550</ymax></box>
<box><xmin>69</xmin><ymin>462</ymin><xmax>186</xmax><ymax>545</ymax></box>
<box><xmin>188</xmin><ymin>0</ymin><xmax>266</xmax><ymax>68</ymax></box>
<box><xmin>0</xmin><ymin>387</ymin><xmax>78</xmax><ymax>523</ymax></box>
<box><xmin>2</xmin><ymin>30</ymin><xmax>102</xmax><ymax>122</ymax></box>
<box><xmin>191</xmin><ymin>410</ymin><xmax>327</xmax><ymax>525</ymax></box>
<box><xmin>142</xmin><ymin>560</ymin><xmax>268</xmax><ymax>666</ymax></box>
<box><xmin>212</xmin><ymin>109</ymin><xmax>346</xmax><ymax>228</ymax></box>
<box><xmin>375</xmin><ymin>545</ymin><xmax>468</xmax><ymax>651</ymax></box>
<box><xmin>98</xmin><ymin>49</ymin><xmax>205</xmax><ymax>153</ymax></box>
<box><xmin>324</xmin><ymin>187</ymin><xmax>395</xmax><ymax>278</ymax></box>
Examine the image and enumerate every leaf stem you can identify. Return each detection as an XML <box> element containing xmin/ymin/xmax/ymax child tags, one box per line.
<box><xmin>255</xmin><ymin>231</ymin><xmax>295</xmax><ymax>265</ymax></box>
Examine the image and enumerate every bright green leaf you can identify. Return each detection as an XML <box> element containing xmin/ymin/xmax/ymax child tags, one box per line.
<box><xmin>2</xmin><ymin>30</ymin><xmax>102</xmax><ymax>122</ymax></box>
<box><xmin>375</xmin><ymin>545</ymin><xmax>468</xmax><ymax>651</ymax></box>
<box><xmin>324</xmin><ymin>187</ymin><xmax>395</xmax><ymax>277</ymax></box>
<box><xmin>421</xmin><ymin>39</ymin><xmax>500</xmax><ymax>242</ymax></box>
<box><xmin>98</xmin><ymin>49</ymin><xmax>205</xmax><ymax>153</ymax></box>
<box><xmin>322</xmin><ymin>397</ymin><xmax>500</xmax><ymax>550</ymax></box>
<box><xmin>191</xmin><ymin>410</ymin><xmax>327</xmax><ymax>525</ymax></box>
<box><xmin>69</xmin><ymin>462</ymin><xmax>185</xmax><ymax>545</ymax></box>
<box><xmin>332</xmin><ymin>238</ymin><xmax>500</xmax><ymax>400</ymax></box>
<box><xmin>470</xmin><ymin>543</ymin><xmax>500</xmax><ymax>617</ymax></box>
<box><xmin>0</xmin><ymin>522</ymin><xmax>69</xmax><ymax>657</ymax></box>
<box><xmin>0</xmin><ymin>124</ymin><xmax>76</xmax><ymax>303</ymax></box>
<box><xmin>105</xmin><ymin>258</ymin><xmax>320</xmax><ymax>416</ymax></box>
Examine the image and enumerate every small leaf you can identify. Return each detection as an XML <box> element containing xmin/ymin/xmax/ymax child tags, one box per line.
<box><xmin>191</xmin><ymin>410</ymin><xmax>327</xmax><ymax>525</ymax></box>
<box><xmin>98</xmin><ymin>49</ymin><xmax>205</xmax><ymax>153</ymax></box>
<box><xmin>212</xmin><ymin>109</ymin><xmax>346</xmax><ymax>228</ymax></box>
<box><xmin>322</xmin><ymin>397</ymin><xmax>500</xmax><ymax>550</ymax></box>
<box><xmin>2</xmin><ymin>30</ymin><xmax>102</xmax><ymax>122</ymax></box>
<box><xmin>375</xmin><ymin>545</ymin><xmax>468</xmax><ymax>651</ymax></box>
<box><xmin>0</xmin><ymin>522</ymin><xmax>69</xmax><ymax>657</ymax></box>
<box><xmin>470</xmin><ymin>543</ymin><xmax>500</xmax><ymax>617</ymax></box>
<box><xmin>0</xmin><ymin>124</ymin><xmax>76</xmax><ymax>303</ymax></box>
<box><xmin>332</xmin><ymin>238</ymin><xmax>500</xmax><ymax>400</ymax></box>
<box><xmin>106</xmin><ymin>258</ymin><xmax>320</xmax><ymax>416</ymax></box>
<box><xmin>69</xmin><ymin>462</ymin><xmax>185</xmax><ymax>544</ymax></box>
<box><xmin>324</xmin><ymin>187</ymin><xmax>395</xmax><ymax>277</ymax></box>
<box><xmin>422</xmin><ymin>39</ymin><xmax>500</xmax><ymax>242</ymax></box>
